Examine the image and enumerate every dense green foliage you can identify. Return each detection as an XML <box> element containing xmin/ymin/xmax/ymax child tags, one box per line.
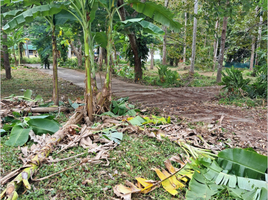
<box><xmin>220</xmin><ymin>66</ymin><xmax>267</xmax><ymax>99</ymax></box>
<box><xmin>156</xmin><ymin>64</ymin><xmax>180</xmax><ymax>85</ymax></box>
<box><xmin>219</xmin><ymin>66</ymin><xmax>251</xmax><ymax>96</ymax></box>
<box><xmin>246</xmin><ymin>65</ymin><xmax>267</xmax><ymax>98</ymax></box>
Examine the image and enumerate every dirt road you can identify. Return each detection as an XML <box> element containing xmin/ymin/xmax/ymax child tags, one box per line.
<box><xmin>25</xmin><ymin>64</ymin><xmax>267</xmax><ymax>154</ymax></box>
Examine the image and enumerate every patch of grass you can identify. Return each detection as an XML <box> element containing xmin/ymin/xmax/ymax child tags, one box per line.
<box><xmin>218</xmin><ymin>96</ymin><xmax>264</xmax><ymax>107</ymax></box>
<box><xmin>179</xmin><ymin>72</ymin><xmax>217</xmax><ymax>87</ymax></box>
<box><xmin>60</xmin><ymin>58</ymin><xmax>85</xmax><ymax>71</ymax></box>
<box><xmin>0</xmin><ymin>134</ymin><xmax>184</xmax><ymax>199</ymax></box>
<box><xmin>0</xmin><ymin>136</ymin><xmax>22</xmax><ymax>173</ymax></box>
<box><xmin>1</xmin><ymin>66</ymin><xmax>84</xmax><ymax>101</ymax></box>
<box><xmin>22</xmin><ymin>57</ymin><xmax>42</xmax><ymax>64</ymax></box>
<box><xmin>142</xmin><ymin>69</ymin><xmax>217</xmax><ymax>87</ymax></box>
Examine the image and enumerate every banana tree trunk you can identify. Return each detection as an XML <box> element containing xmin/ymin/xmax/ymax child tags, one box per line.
<box><xmin>0</xmin><ymin>112</ymin><xmax>83</xmax><ymax>200</ymax></box>
<box><xmin>98</xmin><ymin>14</ymin><xmax>113</xmax><ymax>111</ymax></box>
<box><xmin>88</xmin><ymin>30</ymin><xmax>98</xmax><ymax>94</ymax></box>
<box><xmin>98</xmin><ymin>46</ymin><xmax>103</xmax><ymax>71</ymax></box>
<box><xmin>52</xmin><ymin>25</ymin><xmax>59</xmax><ymax>106</ymax></box>
<box><xmin>88</xmin><ymin>29</ymin><xmax>97</xmax><ymax>93</ymax></box>
<box><xmin>84</xmin><ymin>28</ymin><xmax>94</xmax><ymax>122</ymax></box>
<box><xmin>217</xmin><ymin>16</ymin><xmax>228</xmax><ymax>83</ymax></box>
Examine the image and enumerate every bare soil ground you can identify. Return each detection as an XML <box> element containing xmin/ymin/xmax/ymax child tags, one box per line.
<box><xmin>24</xmin><ymin>64</ymin><xmax>268</xmax><ymax>155</ymax></box>
<box><xmin>115</xmin><ymin>85</ymin><xmax>267</xmax><ymax>155</ymax></box>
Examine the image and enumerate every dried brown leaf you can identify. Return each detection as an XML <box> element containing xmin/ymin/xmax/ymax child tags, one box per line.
<box><xmin>113</xmin><ymin>185</ymin><xmax>132</xmax><ymax>200</ymax></box>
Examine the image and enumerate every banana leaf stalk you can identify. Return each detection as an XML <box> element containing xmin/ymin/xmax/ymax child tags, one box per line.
<box><xmin>0</xmin><ymin>112</ymin><xmax>83</xmax><ymax>200</ymax></box>
<box><xmin>177</xmin><ymin>139</ymin><xmax>217</xmax><ymax>159</ymax></box>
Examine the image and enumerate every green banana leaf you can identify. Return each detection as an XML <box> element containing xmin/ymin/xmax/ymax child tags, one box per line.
<box><xmin>27</xmin><ymin>119</ymin><xmax>60</xmax><ymax>135</ymax></box>
<box><xmin>217</xmin><ymin>148</ymin><xmax>267</xmax><ymax>179</ymax></box>
<box><xmin>186</xmin><ymin>149</ymin><xmax>268</xmax><ymax>200</ymax></box>
<box><xmin>5</xmin><ymin>125</ymin><xmax>31</xmax><ymax>146</ymax></box>
<box><xmin>102</xmin><ymin>129</ymin><xmax>123</xmax><ymax>144</ymax></box>
<box><xmin>3</xmin><ymin>3</ymin><xmax>65</xmax><ymax>31</ymax></box>
<box><xmin>129</xmin><ymin>0</ymin><xmax>182</xmax><ymax>32</ymax></box>
<box><xmin>121</xmin><ymin>18</ymin><xmax>165</xmax><ymax>35</ymax></box>
<box><xmin>94</xmin><ymin>32</ymin><xmax>107</xmax><ymax>48</ymax></box>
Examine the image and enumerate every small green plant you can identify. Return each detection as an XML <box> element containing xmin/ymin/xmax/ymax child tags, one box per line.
<box><xmin>246</xmin><ymin>65</ymin><xmax>267</xmax><ymax>99</ymax></box>
<box><xmin>4</xmin><ymin>89</ymin><xmax>43</xmax><ymax>102</ymax></box>
<box><xmin>114</xmin><ymin>65</ymin><xmax>134</xmax><ymax>79</ymax></box>
<box><xmin>101</xmin><ymin>97</ymin><xmax>137</xmax><ymax>117</ymax></box>
<box><xmin>219</xmin><ymin>66</ymin><xmax>251</xmax><ymax>96</ymax></box>
<box><xmin>156</xmin><ymin>64</ymin><xmax>180</xmax><ymax>86</ymax></box>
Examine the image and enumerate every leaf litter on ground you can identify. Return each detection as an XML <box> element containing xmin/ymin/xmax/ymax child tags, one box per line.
<box><xmin>1</xmin><ymin>97</ymin><xmax>267</xmax><ymax>199</ymax></box>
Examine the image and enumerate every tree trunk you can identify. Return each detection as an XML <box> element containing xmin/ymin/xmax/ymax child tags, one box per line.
<box><xmin>150</xmin><ymin>44</ymin><xmax>154</xmax><ymax>70</ymax></box>
<box><xmin>69</xmin><ymin>41</ymin><xmax>82</xmax><ymax>67</ymax></box>
<box><xmin>98</xmin><ymin>14</ymin><xmax>113</xmax><ymax>112</ymax></box>
<box><xmin>114</xmin><ymin>45</ymin><xmax>118</xmax><ymax>65</ymax></box>
<box><xmin>25</xmin><ymin>40</ymin><xmax>29</xmax><ymax>59</ymax></box>
<box><xmin>117</xmin><ymin>0</ymin><xmax>142</xmax><ymax>82</ymax></box>
<box><xmin>19</xmin><ymin>42</ymin><xmax>23</xmax><ymax>62</ymax></box>
<box><xmin>84</xmin><ymin>28</ymin><xmax>94</xmax><ymax>122</ymax></box>
<box><xmin>98</xmin><ymin>46</ymin><xmax>103</xmax><ymax>71</ymax></box>
<box><xmin>213</xmin><ymin>20</ymin><xmax>219</xmax><ymax>70</ymax></box>
<box><xmin>12</xmin><ymin>47</ymin><xmax>18</xmax><ymax>66</ymax></box>
<box><xmin>52</xmin><ymin>25</ymin><xmax>59</xmax><ymax>106</ymax></box>
<box><xmin>183</xmin><ymin>9</ymin><xmax>187</xmax><ymax>63</ymax></box>
<box><xmin>2</xmin><ymin>31</ymin><xmax>11</xmax><ymax>79</ymax></box>
<box><xmin>68</xmin><ymin>45</ymin><xmax>72</xmax><ymax>58</ymax></box>
<box><xmin>162</xmin><ymin>0</ymin><xmax>169</xmax><ymax>66</ymax></box>
<box><xmin>249</xmin><ymin>36</ymin><xmax>256</xmax><ymax>71</ymax></box>
<box><xmin>190</xmin><ymin>0</ymin><xmax>198</xmax><ymax>74</ymax></box>
<box><xmin>255</xmin><ymin>13</ymin><xmax>263</xmax><ymax>66</ymax></box>
<box><xmin>129</xmin><ymin>34</ymin><xmax>142</xmax><ymax>81</ymax></box>
<box><xmin>162</xmin><ymin>25</ymin><xmax>167</xmax><ymax>65</ymax></box>
<box><xmin>217</xmin><ymin>16</ymin><xmax>228</xmax><ymax>83</ymax></box>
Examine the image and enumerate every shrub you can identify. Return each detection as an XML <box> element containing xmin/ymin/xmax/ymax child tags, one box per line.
<box><xmin>114</xmin><ymin>65</ymin><xmax>134</xmax><ymax>79</ymax></box>
<box><xmin>246</xmin><ymin>65</ymin><xmax>267</xmax><ymax>98</ymax></box>
<box><xmin>156</xmin><ymin>64</ymin><xmax>179</xmax><ymax>85</ymax></box>
<box><xmin>22</xmin><ymin>57</ymin><xmax>41</xmax><ymax>64</ymax></box>
<box><xmin>219</xmin><ymin>66</ymin><xmax>250</xmax><ymax>96</ymax></box>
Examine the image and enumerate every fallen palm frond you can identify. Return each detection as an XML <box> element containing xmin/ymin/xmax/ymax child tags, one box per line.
<box><xmin>0</xmin><ymin>112</ymin><xmax>83</xmax><ymax>200</ymax></box>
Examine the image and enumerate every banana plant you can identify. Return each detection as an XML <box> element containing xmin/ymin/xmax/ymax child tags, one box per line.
<box><xmin>96</xmin><ymin>0</ymin><xmax>123</xmax><ymax>111</ymax></box>
<box><xmin>2</xmin><ymin>2</ymin><xmax>67</xmax><ymax>106</ymax></box>
<box><xmin>65</xmin><ymin>0</ymin><xmax>98</xmax><ymax>122</ymax></box>
<box><xmin>7</xmin><ymin>26</ymin><xmax>26</xmax><ymax>66</ymax></box>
